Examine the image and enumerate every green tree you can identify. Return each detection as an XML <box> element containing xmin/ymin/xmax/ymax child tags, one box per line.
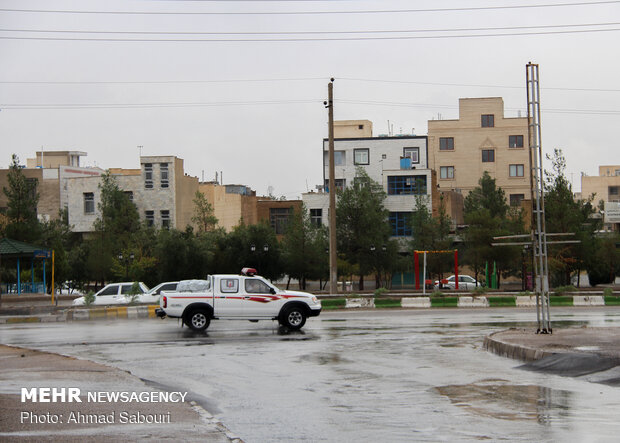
<box><xmin>2</xmin><ymin>154</ymin><xmax>41</xmax><ymax>242</ymax></box>
<box><xmin>544</xmin><ymin>149</ymin><xmax>600</xmax><ymax>286</ymax></box>
<box><xmin>462</xmin><ymin>172</ymin><xmax>524</xmax><ymax>286</ymax></box>
<box><xmin>39</xmin><ymin>208</ymin><xmax>74</xmax><ymax>293</ymax></box>
<box><xmin>336</xmin><ymin>168</ymin><xmax>391</xmax><ymax>289</ymax></box>
<box><xmin>409</xmin><ymin>196</ymin><xmax>453</xmax><ymax>282</ymax></box>
<box><xmin>281</xmin><ymin>205</ymin><xmax>328</xmax><ymax>290</ymax></box>
<box><xmin>88</xmin><ymin>171</ymin><xmax>141</xmax><ymax>285</ymax></box>
<box><xmin>191</xmin><ymin>191</ymin><xmax>218</xmax><ymax>233</ymax></box>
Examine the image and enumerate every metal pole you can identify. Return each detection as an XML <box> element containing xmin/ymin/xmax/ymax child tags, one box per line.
<box><xmin>327</xmin><ymin>78</ymin><xmax>338</xmax><ymax>295</ymax></box>
<box><xmin>422</xmin><ymin>252</ymin><xmax>427</xmax><ymax>296</ymax></box>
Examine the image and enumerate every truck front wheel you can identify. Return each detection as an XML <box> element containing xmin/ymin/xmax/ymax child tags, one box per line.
<box><xmin>280</xmin><ymin>306</ymin><xmax>307</xmax><ymax>330</ymax></box>
<box><xmin>186</xmin><ymin>309</ymin><xmax>211</xmax><ymax>332</ymax></box>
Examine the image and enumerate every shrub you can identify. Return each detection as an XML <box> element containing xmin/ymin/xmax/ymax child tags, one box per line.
<box><xmin>83</xmin><ymin>291</ymin><xmax>95</xmax><ymax>306</ymax></box>
<box><xmin>517</xmin><ymin>291</ymin><xmax>533</xmax><ymax>297</ymax></box>
<box><xmin>553</xmin><ymin>285</ymin><xmax>577</xmax><ymax>296</ymax></box>
<box><xmin>431</xmin><ymin>289</ymin><xmax>444</xmax><ymax>297</ymax></box>
<box><xmin>604</xmin><ymin>287</ymin><xmax>614</xmax><ymax>297</ymax></box>
<box><xmin>374</xmin><ymin>287</ymin><xmax>389</xmax><ymax>297</ymax></box>
<box><xmin>473</xmin><ymin>285</ymin><xmax>488</xmax><ymax>295</ymax></box>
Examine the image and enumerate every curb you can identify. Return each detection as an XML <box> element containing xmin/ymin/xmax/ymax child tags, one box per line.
<box><xmin>483</xmin><ymin>331</ymin><xmax>553</xmax><ymax>362</ymax></box>
<box><xmin>0</xmin><ymin>305</ymin><xmax>159</xmax><ymax>324</ymax></box>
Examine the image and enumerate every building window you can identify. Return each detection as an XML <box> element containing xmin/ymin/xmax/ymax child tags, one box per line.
<box><xmin>389</xmin><ymin>212</ymin><xmax>412</xmax><ymax>237</ymax></box>
<box><xmin>324</xmin><ymin>179</ymin><xmax>346</xmax><ymax>192</ymax></box>
<box><xmin>83</xmin><ymin>193</ymin><xmax>95</xmax><ymax>214</ymax></box>
<box><xmin>144</xmin><ymin>163</ymin><xmax>153</xmax><ymax>189</ymax></box>
<box><xmin>482</xmin><ymin>149</ymin><xmax>495</xmax><ymax>163</ymax></box>
<box><xmin>324</xmin><ymin>151</ymin><xmax>346</xmax><ymax>166</ymax></box>
<box><xmin>354</xmin><ymin>148</ymin><xmax>369</xmax><ymax>165</ymax></box>
<box><xmin>440</xmin><ymin>166</ymin><xmax>455</xmax><ymax>179</ymax></box>
<box><xmin>160</xmin><ymin>163</ymin><xmax>169</xmax><ymax>188</ymax></box>
<box><xmin>310</xmin><ymin>209</ymin><xmax>322</xmax><ymax>227</ymax></box>
<box><xmin>145</xmin><ymin>210</ymin><xmax>154</xmax><ymax>227</ymax></box>
<box><xmin>481</xmin><ymin>114</ymin><xmax>495</xmax><ymax>127</ymax></box>
<box><xmin>160</xmin><ymin>210</ymin><xmax>170</xmax><ymax>228</ymax></box>
<box><xmin>609</xmin><ymin>186</ymin><xmax>620</xmax><ymax>196</ymax></box>
<box><xmin>388</xmin><ymin>176</ymin><xmax>427</xmax><ymax>195</ymax></box>
<box><xmin>509</xmin><ymin>164</ymin><xmax>524</xmax><ymax>177</ymax></box>
<box><xmin>510</xmin><ymin>194</ymin><xmax>525</xmax><ymax>206</ymax></box>
<box><xmin>439</xmin><ymin>137</ymin><xmax>454</xmax><ymax>151</ymax></box>
<box><xmin>358</xmin><ymin>124</ymin><xmax>364</xmax><ymax>130</ymax></box>
<box><xmin>124</xmin><ymin>191</ymin><xmax>133</xmax><ymax>202</ymax></box>
<box><xmin>509</xmin><ymin>135</ymin><xmax>524</xmax><ymax>148</ymax></box>
<box><xmin>270</xmin><ymin>207</ymin><xmax>291</xmax><ymax>235</ymax></box>
<box><xmin>403</xmin><ymin>147</ymin><xmax>419</xmax><ymax>164</ymax></box>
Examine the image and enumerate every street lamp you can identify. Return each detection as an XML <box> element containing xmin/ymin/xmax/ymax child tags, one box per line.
<box><xmin>118</xmin><ymin>252</ymin><xmax>134</xmax><ymax>280</ymax></box>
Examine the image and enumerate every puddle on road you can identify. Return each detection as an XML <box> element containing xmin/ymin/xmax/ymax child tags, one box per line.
<box><xmin>436</xmin><ymin>379</ymin><xmax>571</xmax><ymax>423</ymax></box>
<box><xmin>297</xmin><ymin>352</ymin><xmax>352</xmax><ymax>365</ymax></box>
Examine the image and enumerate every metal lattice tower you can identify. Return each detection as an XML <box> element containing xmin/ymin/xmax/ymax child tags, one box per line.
<box><xmin>526</xmin><ymin>62</ymin><xmax>552</xmax><ymax>334</ymax></box>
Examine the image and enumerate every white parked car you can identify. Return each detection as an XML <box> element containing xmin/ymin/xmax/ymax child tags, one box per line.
<box><xmin>156</xmin><ymin>268</ymin><xmax>322</xmax><ymax>331</ymax></box>
<box><xmin>138</xmin><ymin>281</ymin><xmax>179</xmax><ymax>304</ymax></box>
<box><xmin>434</xmin><ymin>275</ymin><xmax>480</xmax><ymax>290</ymax></box>
<box><xmin>72</xmin><ymin>282</ymin><xmax>149</xmax><ymax>306</ymax></box>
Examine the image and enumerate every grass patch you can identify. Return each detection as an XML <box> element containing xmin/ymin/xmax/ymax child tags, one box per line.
<box><xmin>487</xmin><ymin>296</ymin><xmax>516</xmax><ymax>307</ymax></box>
<box><xmin>430</xmin><ymin>297</ymin><xmax>458</xmax><ymax>308</ymax></box>
<box><xmin>320</xmin><ymin>298</ymin><xmax>346</xmax><ymax>309</ymax></box>
<box><xmin>604</xmin><ymin>296</ymin><xmax>620</xmax><ymax>306</ymax></box>
<box><xmin>549</xmin><ymin>296</ymin><xmax>573</xmax><ymax>306</ymax></box>
<box><xmin>374</xmin><ymin>298</ymin><xmax>401</xmax><ymax>309</ymax></box>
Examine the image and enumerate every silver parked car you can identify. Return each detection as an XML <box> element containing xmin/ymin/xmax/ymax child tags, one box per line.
<box><xmin>434</xmin><ymin>275</ymin><xmax>480</xmax><ymax>290</ymax></box>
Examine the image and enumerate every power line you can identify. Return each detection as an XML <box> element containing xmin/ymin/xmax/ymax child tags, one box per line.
<box><xmin>2</xmin><ymin>27</ymin><xmax>620</xmax><ymax>42</ymax></box>
<box><xmin>2</xmin><ymin>98</ymin><xmax>619</xmax><ymax>115</ymax></box>
<box><xmin>2</xmin><ymin>21</ymin><xmax>619</xmax><ymax>36</ymax></box>
<box><xmin>1</xmin><ymin>1</ymin><xmax>618</xmax><ymax>16</ymax></box>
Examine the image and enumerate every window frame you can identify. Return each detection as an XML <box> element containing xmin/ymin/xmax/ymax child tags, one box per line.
<box><xmin>509</xmin><ymin>164</ymin><xmax>525</xmax><ymax>177</ymax></box>
<box><xmin>509</xmin><ymin>135</ymin><xmax>524</xmax><ymax>148</ymax></box>
<box><xmin>310</xmin><ymin>208</ymin><xmax>322</xmax><ymax>227</ymax></box>
<box><xmin>353</xmin><ymin>148</ymin><xmax>369</xmax><ymax>165</ymax></box>
<box><xmin>481</xmin><ymin>114</ymin><xmax>495</xmax><ymax>127</ymax></box>
<box><xmin>160</xmin><ymin>209</ymin><xmax>170</xmax><ymax>228</ymax></box>
<box><xmin>403</xmin><ymin>147</ymin><xmax>420</xmax><ymax>164</ymax></box>
<box><xmin>439</xmin><ymin>137</ymin><xmax>454</xmax><ymax>151</ymax></box>
<box><xmin>160</xmin><ymin>163</ymin><xmax>169</xmax><ymax>188</ymax></box>
<box><xmin>440</xmin><ymin>166</ymin><xmax>455</xmax><ymax>179</ymax></box>
<box><xmin>83</xmin><ymin>192</ymin><xmax>95</xmax><ymax>214</ymax></box>
<box><xmin>144</xmin><ymin>163</ymin><xmax>153</xmax><ymax>189</ymax></box>
<box><xmin>389</xmin><ymin>212</ymin><xmax>412</xmax><ymax>237</ymax></box>
<box><xmin>270</xmin><ymin>207</ymin><xmax>292</xmax><ymax>235</ymax></box>
<box><xmin>481</xmin><ymin>149</ymin><xmax>495</xmax><ymax>163</ymax></box>
<box><xmin>387</xmin><ymin>175</ymin><xmax>427</xmax><ymax>195</ymax></box>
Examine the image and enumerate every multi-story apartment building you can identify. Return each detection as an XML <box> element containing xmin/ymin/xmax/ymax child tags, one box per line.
<box><xmin>66</xmin><ymin>156</ymin><xmax>199</xmax><ymax>233</ymax></box>
<box><xmin>0</xmin><ymin>151</ymin><xmax>103</xmax><ymax>222</ymax></box>
<box><xmin>303</xmin><ymin>121</ymin><xmax>434</xmax><ymax>238</ymax></box>
<box><xmin>427</xmin><ymin>97</ymin><xmax>530</xmax><ymax>207</ymax></box>
<box><xmin>581</xmin><ymin>165</ymin><xmax>620</xmax><ymax>231</ymax></box>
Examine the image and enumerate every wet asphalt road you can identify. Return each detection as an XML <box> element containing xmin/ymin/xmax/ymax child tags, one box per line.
<box><xmin>3</xmin><ymin>307</ymin><xmax>620</xmax><ymax>442</ymax></box>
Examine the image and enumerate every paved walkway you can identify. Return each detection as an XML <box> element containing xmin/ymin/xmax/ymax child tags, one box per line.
<box><xmin>0</xmin><ymin>345</ymin><xmax>241</xmax><ymax>442</ymax></box>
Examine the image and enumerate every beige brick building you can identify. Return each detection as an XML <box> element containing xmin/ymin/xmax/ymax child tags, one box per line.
<box><xmin>428</xmin><ymin>97</ymin><xmax>530</xmax><ymax>206</ymax></box>
<box><xmin>581</xmin><ymin>165</ymin><xmax>620</xmax><ymax>231</ymax></box>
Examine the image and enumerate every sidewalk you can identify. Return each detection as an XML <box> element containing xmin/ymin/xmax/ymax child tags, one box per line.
<box><xmin>0</xmin><ymin>345</ymin><xmax>241</xmax><ymax>442</ymax></box>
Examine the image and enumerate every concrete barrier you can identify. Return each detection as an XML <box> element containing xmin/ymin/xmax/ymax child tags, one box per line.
<box><xmin>401</xmin><ymin>297</ymin><xmax>431</xmax><ymax>308</ymax></box>
<box><xmin>457</xmin><ymin>296</ymin><xmax>489</xmax><ymax>308</ymax></box>
<box><xmin>345</xmin><ymin>298</ymin><xmax>375</xmax><ymax>309</ymax></box>
<box><xmin>516</xmin><ymin>295</ymin><xmax>537</xmax><ymax>307</ymax></box>
<box><xmin>573</xmin><ymin>295</ymin><xmax>605</xmax><ymax>306</ymax></box>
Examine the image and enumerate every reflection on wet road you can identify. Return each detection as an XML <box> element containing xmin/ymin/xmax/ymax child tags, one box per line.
<box><xmin>3</xmin><ymin>308</ymin><xmax>620</xmax><ymax>442</ymax></box>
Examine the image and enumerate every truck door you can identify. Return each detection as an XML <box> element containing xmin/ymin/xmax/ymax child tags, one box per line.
<box><xmin>213</xmin><ymin>277</ymin><xmax>245</xmax><ymax>317</ymax></box>
<box><xmin>243</xmin><ymin>278</ymin><xmax>280</xmax><ymax>318</ymax></box>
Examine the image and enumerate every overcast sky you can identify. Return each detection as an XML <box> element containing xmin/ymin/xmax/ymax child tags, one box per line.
<box><xmin>1</xmin><ymin>0</ymin><xmax>619</xmax><ymax>197</ymax></box>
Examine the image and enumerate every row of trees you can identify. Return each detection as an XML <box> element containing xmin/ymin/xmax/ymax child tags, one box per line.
<box><xmin>2</xmin><ymin>151</ymin><xmax>619</xmax><ymax>292</ymax></box>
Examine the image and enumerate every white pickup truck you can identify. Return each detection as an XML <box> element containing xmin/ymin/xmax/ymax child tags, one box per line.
<box><xmin>155</xmin><ymin>268</ymin><xmax>322</xmax><ymax>331</ymax></box>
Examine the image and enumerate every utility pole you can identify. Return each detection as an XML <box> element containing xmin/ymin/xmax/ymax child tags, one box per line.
<box><xmin>325</xmin><ymin>78</ymin><xmax>338</xmax><ymax>295</ymax></box>
<box><xmin>527</xmin><ymin>62</ymin><xmax>551</xmax><ymax>334</ymax></box>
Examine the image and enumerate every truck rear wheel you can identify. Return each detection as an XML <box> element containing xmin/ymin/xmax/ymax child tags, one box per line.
<box><xmin>186</xmin><ymin>309</ymin><xmax>210</xmax><ymax>332</ymax></box>
<box><xmin>280</xmin><ymin>305</ymin><xmax>306</xmax><ymax>330</ymax></box>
